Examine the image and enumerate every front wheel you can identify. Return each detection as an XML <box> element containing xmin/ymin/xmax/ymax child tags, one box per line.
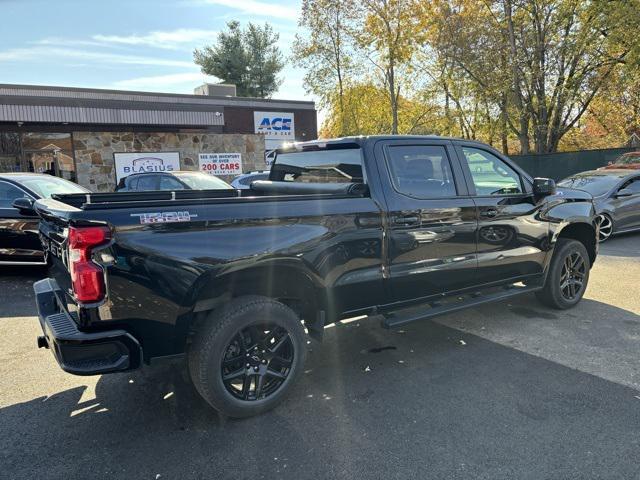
<box><xmin>535</xmin><ymin>238</ymin><xmax>590</xmax><ymax>310</ymax></box>
<box><xmin>188</xmin><ymin>295</ymin><xmax>307</xmax><ymax>418</ymax></box>
<box><xmin>596</xmin><ymin>214</ymin><xmax>613</xmax><ymax>242</ymax></box>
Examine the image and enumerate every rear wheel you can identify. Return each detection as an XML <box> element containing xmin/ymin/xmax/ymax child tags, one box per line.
<box><xmin>535</xmin><ymin>238</ymin><xmax>590</xmax><ymax>309</ymax></box>
<box><xmin>188</xmin><ymin>295</ymin><xmax>307</xmax><ymax>418</ymax></box>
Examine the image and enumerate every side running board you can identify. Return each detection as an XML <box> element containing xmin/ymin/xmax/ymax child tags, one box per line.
<box><xmin>381</xmin><ymin>284</ymin><xmax>542</xmax><ymax>329</ymax></box>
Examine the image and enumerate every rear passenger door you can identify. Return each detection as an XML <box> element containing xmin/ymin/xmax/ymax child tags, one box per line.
<box><xmin>455</xmin><ymin>143</ymin><xmax>548</xmax><ymax>285</ymax></box>
<box><xmin>375</xmin><ymin>139</ymin><xmax>478</xmax><ymax>304</ymax></box>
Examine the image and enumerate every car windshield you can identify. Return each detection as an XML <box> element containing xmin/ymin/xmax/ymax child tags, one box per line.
<box><xmin>558</xmin><ymin>174</ymin><xmax>620</xmax><ymax>197</ymax></box>
<box><xmin>174</xmin><ymin>172</ymin><xmax>232</xmax><ymax>190</ymax></box>
<box><xmin>17</xmin><ymin>176</ymin><xmax>87</xmax><ymax>198</ymax></box>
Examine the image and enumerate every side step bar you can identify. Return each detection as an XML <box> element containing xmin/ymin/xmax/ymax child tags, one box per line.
<box><xmin>381</xmin><ymin>284</ymin><xmax>542</xmax><ymax>329</ymax></box>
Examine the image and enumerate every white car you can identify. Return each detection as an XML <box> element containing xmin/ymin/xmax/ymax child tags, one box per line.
<box><xmin>231</xmin><ymin>171</ymin><xmax>270</xmax><ymax>189</ymax></box>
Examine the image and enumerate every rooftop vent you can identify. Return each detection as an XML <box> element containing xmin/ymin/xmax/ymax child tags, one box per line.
<box><xmin>194</xmin><ymin>83</ymin><xmax>237</xmax><ymax>97</ymax></box>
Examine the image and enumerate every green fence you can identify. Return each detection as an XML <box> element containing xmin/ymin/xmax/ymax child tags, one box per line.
<box><xmin>510</xmin><ymin>147</ymin><xmax>639</xmax><ymax>181</ymax></box>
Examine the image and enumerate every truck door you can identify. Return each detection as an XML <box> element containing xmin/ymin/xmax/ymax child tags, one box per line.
<box><xmin>455</xmin><ymin>143</ymin><xmax>548</xmax><ymax>285</ymax></box>
<box><xmin>374</xmin><ymin>139</ymin><xmax>478</xmax><ymax>304</ymax></box>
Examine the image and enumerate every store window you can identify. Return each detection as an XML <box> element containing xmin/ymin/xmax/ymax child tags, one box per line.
<box><xmin>0</xmin><ymin>133</ymin><xmax>21</xmax><ymax>173</ymax></box>
<box><xmin>0</xmin><ymin>132</ymin><xmax>77</xmax><ymax>182</ymax></box>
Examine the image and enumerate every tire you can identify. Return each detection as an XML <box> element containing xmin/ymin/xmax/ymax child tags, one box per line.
<box><xmin>188</xmin><ymin>295</ymin><xmax>307</xmax><ymax>418</ymax></box>
<box><xmin>535</xmin><ymin>238</ymin><xmax>590</xmax><ymax>310</ymax></box>
<box><xmin>596</xmin><ymin>213</ymin><xmax>613</xmax><ymax>242</ymax></box>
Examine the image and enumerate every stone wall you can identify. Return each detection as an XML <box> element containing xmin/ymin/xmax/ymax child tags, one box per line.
<box><xmin>73</xmin><ymin>131</ymin><xmax>265</xmax><ymax>192</ymax></box>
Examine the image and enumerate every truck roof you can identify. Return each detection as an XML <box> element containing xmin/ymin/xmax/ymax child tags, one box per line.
<box><xmin>282</xmin><ymin>135</ymin><xmax>491</xmax><ymax>151</ymax></box>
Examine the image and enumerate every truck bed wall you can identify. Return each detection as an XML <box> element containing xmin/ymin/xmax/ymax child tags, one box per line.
<box><xmin>58</xmin><ymin>196</ymin><xmax>385</xmax><ymax>357</ymax></box>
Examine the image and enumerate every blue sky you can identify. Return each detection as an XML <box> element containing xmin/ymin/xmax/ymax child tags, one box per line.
<box><xmin>0</xmin><ymin>0</ymin><xmax>307</xmax><ymax>99</ymax></box>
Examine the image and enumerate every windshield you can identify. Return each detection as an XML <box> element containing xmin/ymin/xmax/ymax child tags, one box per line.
<box><xmin>174</xmin><ymin>172</ymin><xmax>232</xmax><ymax>190</ymax></box>
<box><xmin>18</xmin><ymin>176</ymin><xmax>87</xmax><ymax>198</ymax></box>
<box><xmin>558</xmin><ymin>174</ymin><xmax>620</xmax><ymax>197</ymax></box>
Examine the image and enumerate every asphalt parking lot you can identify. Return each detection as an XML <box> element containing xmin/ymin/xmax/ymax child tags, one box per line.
<box><xmin>1</xmin><ymin>235</ymin><xmax>639</xmax><ymax>480</ymax></box>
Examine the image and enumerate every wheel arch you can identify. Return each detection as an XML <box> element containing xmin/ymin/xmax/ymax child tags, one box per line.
<box><xmin>555</xmin><ymin>222</ymin><xmax>597</xmax><ymax>265</ymax></box>
<box><xmin>190</xmin><ymin>263</ymin><xmax>327</xmax><ymax>330</ymax></box>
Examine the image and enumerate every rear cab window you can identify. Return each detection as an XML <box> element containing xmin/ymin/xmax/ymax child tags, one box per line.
<box><xmin>386</xmin><ymin>145</ymin><xmax>457</xmax><ymax>198</ymax></box>
<box><xmin>270</xmin><ymin>147</ymin><xmax>364</xmax><ymax>184</ymax></box>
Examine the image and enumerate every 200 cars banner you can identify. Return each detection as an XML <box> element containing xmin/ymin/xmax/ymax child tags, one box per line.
<box><xmin>198</xmin><ymin>153</ymin><xmax>242</xmax><ymax>176</ymax></box>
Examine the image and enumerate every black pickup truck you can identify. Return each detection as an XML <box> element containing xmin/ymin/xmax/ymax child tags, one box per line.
<box><xmin>32</xmin><ymin>136</ymin><xmax>598</xmax><ymax>417</ymax></box>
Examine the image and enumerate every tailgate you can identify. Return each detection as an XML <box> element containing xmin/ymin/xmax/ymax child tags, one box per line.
<box><xmin>36</xmin><ymin>202</ymin><xmax>75</xmax><ymax>305</ymax></box>
<box><xmin>36</xmin><ymin>197</ymin><xmax>115</xmax><ymax>314</ymax></box>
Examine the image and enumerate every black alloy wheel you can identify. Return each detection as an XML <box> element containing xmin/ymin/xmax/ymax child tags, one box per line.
<box><xmin>188</xmin><ymin>295</ymin><xmax>307</xmax><ymax>418</ymax></box>
<box><xmin>221</xmin><ymin>324</ymin><xmax>294</xmax><ymax>401</ymax></box>
<box><xmin>559</xmin><ymin>251</ymin><xmax>587</xmax><ymax>301</ymax></box>
<box><xmin>535</xmin><ymin>238</ymin><xmax>590</xmax><ymax>310</ymax></box>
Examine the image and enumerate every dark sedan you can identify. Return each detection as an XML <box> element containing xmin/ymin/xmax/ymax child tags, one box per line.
<box><xmin>0</xmin><ymin>173</ymin><xmax>88</xmax><ymax>265</ymax></box>
<box><xmin>559</xmin><ymin>169</ymin><xmax>640</xmax><ymax>242</ymax></box>
<box><xmin>115</xmin><ymin>171</ymin><xmax>232</xmax><ymax>192</ymax></box>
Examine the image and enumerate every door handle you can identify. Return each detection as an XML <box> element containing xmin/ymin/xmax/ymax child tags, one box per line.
<box><xmin>480</xmin><ymin>208</ymin><xmax>498</xmax><ymax>218</ymax></box>
<box><xmin>393</xmin><ymin>215</ymin><xmax>421</xmax><ymax>226</ymax></box>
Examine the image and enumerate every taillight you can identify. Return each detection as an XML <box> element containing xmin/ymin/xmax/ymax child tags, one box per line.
<box><xmin>68</xmin><ymin>226</ymin><xmax>111</xmax><ymax>303</ymax></box>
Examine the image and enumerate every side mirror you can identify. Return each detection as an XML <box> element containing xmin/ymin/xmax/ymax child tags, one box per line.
<box><xmin>615</xmin><ymin>188</ymin><xmax>633</xmax><ymax>198</ymax></box>
<box><xmin>533</xmin><ymin>177</ymin><xmax>556</xmax><ymax>197</ymax></box>
<box><xmin>12</xmin><ymin>197</ymin><xmax>36</xmax><ymax>215</ymax></box>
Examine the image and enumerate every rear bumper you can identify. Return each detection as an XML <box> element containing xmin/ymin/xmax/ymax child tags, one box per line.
<box><xmin>34</xmin><ymin>278</ymin><xmax>142</xmax><ymax>376</ymax></box>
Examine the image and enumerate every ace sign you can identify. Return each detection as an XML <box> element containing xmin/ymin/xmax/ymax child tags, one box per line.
<box><xmin>199</xmin><ymin>153</ymin><xmax>242</xmax><ymax>176</ymax></box>
<box><xmin>254</xmin><ymin>112</ymin><xmax>295</xmax><ymax>140</ymax></box>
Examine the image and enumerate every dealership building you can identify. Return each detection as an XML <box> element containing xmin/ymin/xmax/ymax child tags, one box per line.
<box><xmin>0</xmin><ymin>83</ymin><xmax>317</xmax><ymax>191</ymax></box>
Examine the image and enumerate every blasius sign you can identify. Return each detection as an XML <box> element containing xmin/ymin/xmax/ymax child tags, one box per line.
<box><xmin>254</xmin><ymin>112</ymin><xmax>295</xmax><ymax>140</ymax></box>
<box><xmin>114</xmin><ymin>152</ymin><xmax>181</xmax><ymax>182</ymax></box>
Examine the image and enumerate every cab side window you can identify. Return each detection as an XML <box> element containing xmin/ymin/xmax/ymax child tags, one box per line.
<box><xmin>386</xmin><ymin>145</ymin><xmax>457</xmax><ymax>198</ymax></box>
<box><xmin>461</xmin><ymin>147</ymin><xmax>523</xmax><ymax>196</ymax></box>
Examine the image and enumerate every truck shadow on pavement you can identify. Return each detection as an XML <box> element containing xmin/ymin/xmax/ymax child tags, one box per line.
<box><xmin>2</xmin><ymin>300</ymin><xmax>640</xmax><ymax>480</ymax></box>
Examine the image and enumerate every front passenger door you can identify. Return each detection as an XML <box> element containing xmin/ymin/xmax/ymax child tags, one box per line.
<box><xmin>456</xmin><ymin>145</ymin><xmax>548</xmax><ymax>286</ymax></box>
